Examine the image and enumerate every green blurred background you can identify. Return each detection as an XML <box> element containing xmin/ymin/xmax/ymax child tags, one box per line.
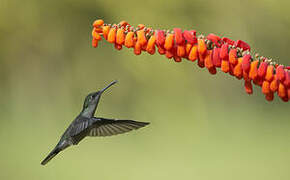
<box><xmin>0</xmin><ymin>0</ymin><xmax>290</xmax><ymax>179</ymax></box>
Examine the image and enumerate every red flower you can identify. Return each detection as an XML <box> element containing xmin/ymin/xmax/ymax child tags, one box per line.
<box><xmin>222</xmin><ymin>37</ymin><xmax>235</xmax><ymax>45</ymax></box>
<box><xmin>244</xmin><ymin>80</ymin><xmax>253</xmax><ymax>94</ymax></box>
<box><xmin>242</xmin><ymin>54</ymin><xmax>251</xmax><ymax>73</ymax></box>
<box><xmin>183</xmin><ymin>30</ymin><xmax>197</xmax><ymax>44</ymax></box>
<box><xmin>235</xmin><ymin>40</ymin><xmax>251</xmax><ymax>51</ymax></box>
<box><xmin>173</xmin><ymin>28</ymin><xmax>184</xmax><ymax>45</ymax></box>
<box><xmin>91</xmin><ymin>19</ymin><xmax>289</xmax><ymax>102</ymax></box>
<box><xmin>258</xmin><ymin>61</ymin><xmax>268</xmax><ymax>79</ymax></box>
<box><xmin>211</xmin><ymin>47</ymin><xmax>220</xmax><ymax>67</ymax></box>
<box><xmin>277</xmin><ymin>65</ymin><xmax>286</xmax><ymax>82</ymax></box>
<box><xmin>207</xmin><ymin>33</ymin><xmax>221</xmax><ymax>47</ymax></box>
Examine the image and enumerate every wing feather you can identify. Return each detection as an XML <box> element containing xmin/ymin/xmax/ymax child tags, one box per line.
<box><xmin>88</xmin><ymin>118</ymin><xmax>149</xmax><ymax>137</ymax></box>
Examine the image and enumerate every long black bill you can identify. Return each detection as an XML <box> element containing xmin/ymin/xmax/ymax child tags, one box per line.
<box><xmin>99</xmin><ymin>80</ymin><xmax>118</xmax><ymax>94</ymax></box>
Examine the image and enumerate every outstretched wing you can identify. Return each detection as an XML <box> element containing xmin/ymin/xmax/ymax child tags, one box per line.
<box><xmin>88</xmin><ymin>118</ymin><xmax>150</xmax><ymax>137</ymax></box>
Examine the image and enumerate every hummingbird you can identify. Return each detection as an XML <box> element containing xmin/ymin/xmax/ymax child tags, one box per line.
<box><xmin>41</xmin><ymin>80</ymin><xmax>149</xmax><ymax>165</ymax></box>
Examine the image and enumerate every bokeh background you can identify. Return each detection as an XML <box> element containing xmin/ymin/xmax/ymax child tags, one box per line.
<box><xmin>0</xmin><ymin>0</ymin><xmax>290</xmax><ymax>179</ymax></box>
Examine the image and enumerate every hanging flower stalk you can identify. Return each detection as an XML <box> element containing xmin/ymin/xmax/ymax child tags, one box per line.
<box><xmin>91</xmin><ymin>19</ymin><xmax>290</xmax><ymax>102</ymax></box>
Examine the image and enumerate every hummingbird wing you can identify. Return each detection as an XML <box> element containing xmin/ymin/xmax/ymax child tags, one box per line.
<box><xmin>88</xmin><ymin>118</ymin><xmax>149</xmax><ymax>137</ymax></box>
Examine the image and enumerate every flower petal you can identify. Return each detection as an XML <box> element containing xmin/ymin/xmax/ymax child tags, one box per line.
<box><xmin>277</xmin><ymin>65</ymin><xmax>286</xmax><ymax>82</ymax></box>
<box><xmin>174</xmin><ymin>28</ymin><xmax>184</xmax><ymax>45</ymax></box>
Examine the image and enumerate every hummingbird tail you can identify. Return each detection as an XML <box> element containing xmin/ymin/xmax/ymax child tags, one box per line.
<box><xmin>41</xmin><ymin>147</ymin><xmax>60</xmax><ymax>165</ymax></box>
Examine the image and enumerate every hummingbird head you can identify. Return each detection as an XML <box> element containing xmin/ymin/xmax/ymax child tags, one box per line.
<box><xmin>81</xmin><ymin>80</ymin><xmax>118</xmax><ymax>117</ymax></box>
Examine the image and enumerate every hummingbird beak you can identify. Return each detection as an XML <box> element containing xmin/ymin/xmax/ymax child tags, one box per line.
<box><xmin>82</xmin><ymin>80</ymin><xmax>118</xmax><ymax>117</ymax></box>
<box><xmin>99</xmin><ymin>80</ymin><xmax>118</xmax><ymax>94</ymax></box>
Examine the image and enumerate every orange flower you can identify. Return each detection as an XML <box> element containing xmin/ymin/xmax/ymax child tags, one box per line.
<box><xmin>221</xmin><ymin>60</ymin><xmax>230</xmax><ymax>73</ymax></box>
<box><xmin>233</xmin><ymin>58</ymin><xmax>243</xmax><ymax>79</ymax></box>
<box><xmin>134</xmin><ymin>42</ymin><xmax>142</xmax><ymax>55</ymax></box>
<box><xmin>164</xmin><ymin>34</ymin><xmax>174</xmax><ymax>50</ymax></box>
<box><xmin>136</xmin><ymin>30</ymin><xmax>147</xmax><ymax>46</ymax></box>
<box><xmin>92</xmin><ymin>31</ymin><xmax>102</xmax><ymax>41</ymax></box>
<box><xmin>197</xmin><ymin>39</ymin><xmax>207</xmax><ymax>56</ymax></box>
<box><xmin>116</xmin><ymin>29</ymin><xmax>125</xmax><ymax>45</ymax></box>
<box><xmin>124</xmin><ymin>32</ymin><xmax>135</xmax><ymax>48</ymax></box>
<box><xmin>249</xmin><ymin>60</ymin><xmax>259</xmax><ymax>80</ymax></box>
<box><xmin>146</xmin><ymin>35</ymin><xmax>156</xmax><ymax>55</ymax></box>
<box><xmin>102</xmin><ymin>26</ymin><xmax>110</xmax><ymax>40</ymax></box>
<box><xmin>188</xmin><ymin>45</ymin><xmax>198</xmax><ymax>62</ymax></box>
<box><xmin>93</xmin><ymin>19</ymin><xmax>104</xmax><ymax>27</ymax></box>
<box><xmin>93</xmin><ymin>27</ymin><xmax>103</xmax><ymax>33</ymax></box>
<box><xmin>265</xmin><ymin>65</ymin><xmax>274</xmax><ymax>82</ymax></box>
<box><xmin>185</xmin><ymin>43</ymin><xmax>193</xmax><ymax>56</ymax></box>
<box><xmin>278</xmin><ymin>83</ymin><xmax>286</xmax><ymax>98</ymax></box>
<box><xmin>107</xmin><ymin>27</ymin><xmax>117</xmax><ymax>43</ymax></box>
<box><xmin>205</xmin><ymin>50</ymin><xmax>216</xmax><ymax>74</ymax></box>
<box><xmin>262</xmin><ymin>81</ymin><xmax>270</xmax><ymax>94</ymax></box>
<box><xmin>229</xmin><ymin>49</ymin><xmax>238</xmax><ymax>65</ymax></box>
<box><xmin>177</xmin><ymin>45</ymin><xmax>186</xmax><ymax>57</ymax></box>
<box><xmin>205</xmin><ymin>50</ymin><xmax>214</xmax><ymax>69</ymax></box>
<box><xmin>270</xmin><ymin>75</ymin><xmax>279</xmax><ymax>92</ymax></box>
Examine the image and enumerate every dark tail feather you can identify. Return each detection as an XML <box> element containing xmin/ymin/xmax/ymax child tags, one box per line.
<box><xmin>41</xmin><ymin>147</ymin><xmax>60</xmax><ymax>165</ymax></box>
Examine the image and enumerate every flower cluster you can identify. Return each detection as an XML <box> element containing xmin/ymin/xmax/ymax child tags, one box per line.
<box><xmin>91</xmin><ymin>19</ymin><xmax>290</xmax><ymax>102</ymax></box>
